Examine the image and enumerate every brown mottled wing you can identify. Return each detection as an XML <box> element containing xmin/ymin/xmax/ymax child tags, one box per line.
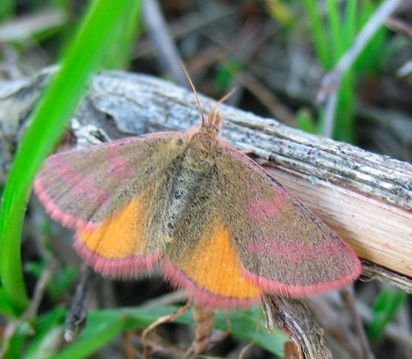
<box><xmin>214</xmin><ymin>142</ymin><xmax>361</xmax><ymax>297</ymax></box>
<box><xmin>34</xmin><ymin>132</ymin><xmax>190</xmax><ymax>230</ymax></box>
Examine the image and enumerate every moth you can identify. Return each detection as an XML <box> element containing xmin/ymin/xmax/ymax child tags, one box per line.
<box><xmin>34</xmin><ymin>72</ymin><xmax>361</xmax><ymax>308</ymax></box>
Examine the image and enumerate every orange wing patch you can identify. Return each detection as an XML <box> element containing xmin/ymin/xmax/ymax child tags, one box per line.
<box><xmin>177</xmin><ymin>219</ymin><xmax>261</xmax><ymax>301</ymax></box>
<box><xmin>79</xmin><ymin>197</ymin><xmax>146</xmax><ymax>259</ymax></box>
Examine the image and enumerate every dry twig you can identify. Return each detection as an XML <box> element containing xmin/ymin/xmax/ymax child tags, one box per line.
<box><xmin>142</xmin><ymin>0</ymin><xmax>187</xmax><ymax>86</ymax></box>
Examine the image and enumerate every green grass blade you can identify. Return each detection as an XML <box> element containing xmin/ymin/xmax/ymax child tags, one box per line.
<box><xmin>105</xmin><ymin>1</ymin><xmax>143</xmax><ymax>69</ymax></box>
<box><xmin>0</xmin><ymin>287</ymin><xmax>16</xmax><ymax>318</ymax></box>
<box><xmin>55</xmin><ymin>315</ymin><xmax>126</xmax><ymax>359</ymax></box>
<box><xmin>342</xmin><ymin>0</ymin><xmax>357</xmax><ymax>50</ymax></box>
<box><xmin>296</xmin><ymin>108</ymin><xmax>316</xmax><ymax>134</ymax></box>
<box><xmin>25</xmin><ymin>306</ymin><xmax>66</xmax><ymax>359</ymax></box>
<box><xmin>368</xmin><ymin>289</ymin><xmax>408</xmax><ymax>342</ymax></box>
<box><xmin>0</xmin><ymin>0</ymin><xmax>141</xmax><ymax>313</ymax></box>
<box><xmin>326</xmin><ymin>0</ymin><xmax>342</xmax><ymax>60</ymax></box>
<box><xmin>355</xmin><ymin>1</ymin><xmax>387</xmax><ymax>75</ymax></box>
<box><xmin>334</xmin><ymin>71</ymin><xmax>356</xmax><ymax>143</ymax></box>
<box><xmin>302</xmin><ymin>0</ymin><xmax>331</xmax><ymax>68</ymax></box>
<box><xmin>0</xmin><ymin>0</ymin><xmax>14</xmax><ymax>20</ymax></box>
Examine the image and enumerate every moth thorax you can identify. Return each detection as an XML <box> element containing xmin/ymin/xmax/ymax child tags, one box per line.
<box><xmin>184</xmin><ymin>134</ymin><xmax>215</xmax><ymax>173</ymax></box>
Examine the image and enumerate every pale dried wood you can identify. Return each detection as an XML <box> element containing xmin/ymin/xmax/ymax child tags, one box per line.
<box><xmin>1</xmin><ymin>68</ymin><xmax>411</xmax><ymax>288</ymax></box>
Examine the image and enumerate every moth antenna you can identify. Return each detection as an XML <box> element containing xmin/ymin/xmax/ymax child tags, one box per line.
<box><xmin>209</xmin><ymin>88</ymin><xmax>237</xmax><ymax>127</ymax></box>
<box><xmin>181</xmin><ymin>63</ymin><xmax>206</xmax><ymax>127</ymax></box>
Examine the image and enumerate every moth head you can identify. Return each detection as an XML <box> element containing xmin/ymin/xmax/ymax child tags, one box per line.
<box><xmin>181</xmin><ymin>62</ymin><xmax>236</xmax><ymax>137</ymax></box>
<box><xmin>202</xmin><ymin>89</ymin><xmax>236</xmax><ymax>135</ymax></box>
<box><xmin>205</xmin><ymin>108</ymin><xmax>222</xmax><ymax>134</ymax></box>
